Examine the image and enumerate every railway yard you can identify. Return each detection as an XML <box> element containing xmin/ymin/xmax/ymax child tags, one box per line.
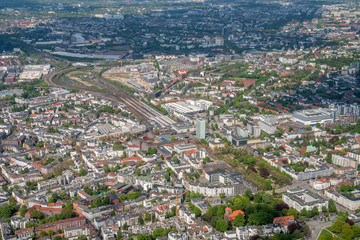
<box><xmin>44</xmin><ymin>63</ymin><xmax>174</xmax><ymax>127</ymax></box>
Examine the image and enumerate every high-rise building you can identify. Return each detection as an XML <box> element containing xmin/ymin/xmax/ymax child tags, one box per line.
<box><xmin>196</xmin><ymin>118</ymin><xmax>206</xmax><ymax>139</ymax></box>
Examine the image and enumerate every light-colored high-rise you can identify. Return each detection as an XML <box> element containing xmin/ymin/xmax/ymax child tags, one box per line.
<box><xmin>196</xmin><ymin>118</ymin><xmax>206</xmax><ymax>139</ymax></box>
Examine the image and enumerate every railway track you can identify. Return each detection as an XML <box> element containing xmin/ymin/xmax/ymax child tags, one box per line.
<box><xmin>84</xmin><ymin>73</ymin><xmax>159</xmax><ymax>120</ymax></box>
<box><xmin>45</xmin><ymin>65</ymin><xmax>162</xmax><ymax>121</ymax></box>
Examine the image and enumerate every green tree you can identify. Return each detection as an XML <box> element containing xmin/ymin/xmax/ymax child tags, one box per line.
<box><xmin>248</xmin><ymin>212</ymin><xmax>273</xmax><ymax>225</ymax></box>
<box><xmin>342</xmin><ymin>223</ymin><xmax>354</xmax><ymax>240</ymax></box>
<box><xmin>59</xmin><ymin>190</ymin><xmax>68</xmax><ymax>200</ymax></box>
<box><xmin>203</xmin><ymin>156</ymin><xmax>210</xmax><ymax>163</ymax></box>
<box><xmin>244</xmin><ymin>189</ymin><xmax>253</xmax><ymax>200</ymax></box>
<box><xmin>147</xmin><ymin>147</ymin><xmax>157</xmax><ymax>155</ymax></box>
<box><xmin>233</xmin><ymin>213</ymin><xmax>245</xmax><ymax>227</ymax></box>
<box><xmin>322</xmin><ymin>206</ymin><xmax>327</xmax><ymax>213</ymax></box>
<box><xmin>216</xmin><ymin>205</ymin><xmax>226</xmax><ymax>218</ymax></box>
<box><xmin>300</xmin><ymin>208</ymin><xmax>308</xmax><ymax>216</ymax></box>
<box><xmin>318</xmin><ymin>233</ymin><xmax>333</xmax><ymax>240</ymax></box>
<box><xmin>79</xmin><ymin>168</ymin><xmax>88</xmax><ymax>176</ymax></box>
<box><xmin>287</xmin><ymin>208</ymin><xmax>298</xmax><ymax>218</ymax></box>
<box><xmin>39</xmin><ymin>231</ymin><xmax>47</xmax><ymax>238</ymax></box>
<box><xmin>330</xmin><ymin>219</ymin><xmax>345</xmax><ymax>233</ymax></box>
<box><xmin>117</xmin><ymin>229</ymin><xmax>122</xmax><ymax>240</ymax></box>
<box><xmin>232</xmin><ymin>196</ymin><xmax>251</xmax><ymax>211</ymax></box>
<box><xmin>138</xmin><ymin>216</ymin><xmax>144</xmax><ymax>226</ymax></box>
<box><xmin>193</xmin><ymin>207</ymin><xmax>201</xmax><ymax>217</ymax></box>
<box><xmin>304</xmin><ymin>125</ymin><xmax>312</xmax><ymax>131</ymax></box>
<box><xmin>353</xmin><ymin>224</ymin><xmax>360</xmax><ymax>237</ymax></box>
<box><xmin>152</xmin><ymin>228</ymin><xmax>167</xmax><ymax>238</ymax></box>
<box><xmin>19</xmin><ymin>206</ymin><xmax>28</xmax><ymax>217</ymax></box>
<box><xmin>30</xmin><ymin>209</ymin><xmax>44</xmax><ymax>219</ymax></box>
<box><xmin>312</xmin><ymin>206</ymin><xmax>319</xmax><ymax>216</ymax></box>
<box><xmin>48</xmin><ymin>193</ymin><xmax>59</xmax><ymax>203</ymax></box>
<box><xmin>216</xmin><ymin>219</ymin><xmax>228</xmax><ymax>232</ymax></box>
<box><xmin>137</xmin><ymin>234</ymin><xmax>145</xmax><ymax>240</ymax></box>
<box><xmin>75</xmin><ymin>235</ymin><xmax>87</xmax><ymax>240</ymax></box>
<box><xmin>164</xmin><ymin>173</ymin><xmax>170</xmax><ymax>181</ymax></box>
<box><xmin>328</xmin><ymin>199</ymin><xmax>337</xmax><ymax>213</ymax></box>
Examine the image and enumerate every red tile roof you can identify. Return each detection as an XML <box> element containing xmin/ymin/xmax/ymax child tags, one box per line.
<box><xmin>273</xmin><ymin>215</ymin><xmax>295</xmax><ymax>226</ymax></box>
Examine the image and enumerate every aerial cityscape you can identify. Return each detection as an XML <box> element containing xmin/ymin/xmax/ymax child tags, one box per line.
<box><xmin>0</xmin><ymin>0</ymin><xmax>360</xmax><ymax>239</ymax></box>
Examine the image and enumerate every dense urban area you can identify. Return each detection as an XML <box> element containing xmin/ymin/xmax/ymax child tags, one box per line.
<box><xmin>1</xmin><ymin>0</ymin><xmax>360</xmax><ymax>240</ymax></box>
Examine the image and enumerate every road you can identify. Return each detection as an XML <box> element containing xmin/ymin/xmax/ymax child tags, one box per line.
<box><xmin>307</xmin><ymin>218</ymin><xmax>335</xmax><ymax>240</ymax></box>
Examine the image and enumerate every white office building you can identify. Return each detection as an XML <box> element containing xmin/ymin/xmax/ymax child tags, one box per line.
<box><xmin>196</xmin><ymin>118</ymin><xmax>206</xmax><ymax>139</ymax></box>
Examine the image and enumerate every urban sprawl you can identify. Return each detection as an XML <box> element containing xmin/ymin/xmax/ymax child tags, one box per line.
<box><xmin>1</xmin><ymin>0</ymin><xmax>360</xmax><ymax>240</ymax></box>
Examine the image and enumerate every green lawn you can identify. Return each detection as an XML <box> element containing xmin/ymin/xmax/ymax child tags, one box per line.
<box><xmin>318</xmin><ymin>229</ymin><xmax>333</xmax><ymax>240</ymax></box>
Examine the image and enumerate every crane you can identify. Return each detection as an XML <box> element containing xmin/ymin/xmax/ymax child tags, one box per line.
<box><xmin>176</xmin><ymin>189</ymin><xmax>189</xmax><ymax>217</ymax></box>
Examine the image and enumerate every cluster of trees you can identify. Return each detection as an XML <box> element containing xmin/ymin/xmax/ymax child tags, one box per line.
<box><xmin>350</xmin><ymin>120</ymin><xmax>360</xmax><ymax>134</ymax></box>
<box><xmin>147</xmin><ymin>147</ymin><xmax>157</xmax><ymax>155</ymax></box>
<box><xmin>299</xmin><ymin>207</ymin><xmax>319</xmax><ymax>218</ymax></box>
<box><xmin>49</xmin><ymin>193</ymin><xmax>60</xmax><ymax>203</ymax></box>
<box><xmin>11</xmin><ymin>104</ymin><xmax>28</xmax><ymax>112</ymax></box>
<box><xmin>136</xmin><ymin>227</ymin><xmax>173</xmax><ymax>240</ymax></box>
<box><xmin>113</xmin><ymin>141</ymin><xmax>126</xmax><ymax>150</ymax></box>
<box><xmin>300</xmin><ymin>199</ymin><xmax>336</xmax><ymax>218</ymax></box>
<box><xmin>83</xmin><ymin>184</ymin><xmax>109</xmax><ymax>196</ymax></box>
<box><xmin>119</xmin><ymin>191</ymin><xmax>141</xmax><ymax>202</ymax></box>
<box><xmin>79</xmin><ymin>168</ymin><xmax>88</xmax><ymax>176</ymax></box>
<box><xmin>201</xmin><ymin>191</ymin><xmax>300</xmax><ymax>233</ymax></box>
<box><xmin>21</xmin><ymin>83</ymin><xmax>41</xmax><ymax>99</ymax></box>
<box><xmin>27</xmin><ymin>204</ymin><xmax>78</xmax><ymax>228</ymax></box>
<box><xmin>316</xmin><ymin>57</ymin><xmax>358</xmax><ymax>69</ymax></box>
<box><xmin>338</xmin><ymin>184</ymin><xmax>360</xmax><ymax>198</ymax></box>
<box><xmin>185</xmin><ymin>191</ymin><xmax>204</xmax><ymax>202</ymax></box>
<box><xmin>104</xmin><ymin>164</ymin><xmax>127</xmax><ymax>173</ymax></box>
<box><xmin>340</xmin><ymin>184</ymin><xmax>360</xmax><ymax>194</ymax></box>
<box><xmin>90</xmin><ymin>196</ymin><xmax>110</xmax><ymax>209</ymax></box>
<box><xmin>164</xmin><ymin>168</ymin><xmax>175</xmax><ymax>182</ymax></box>
<box><xmin>188</xmin><ymin>203</ymin><xmax>201</xmax><ymax>217</ymax></box>
<box><xmin>203</xmin><ymin>156</ymin><xmax>210</xmax><ymax>164</ymax></box>
<box><xmin>25</xmin><ymin>181</ymin><xmax>37</xmax><ymax>190</ymax></box>
<box><xmin>42</xmin><ymin>157</ymin><xmax>56</xmax><ymax>166</ymax></box>
<box><xmin>0</xmin><ymin>197</ymin><xmax>19</xmax><ymax>219</ymax></box>
<box><xmin>190</xmin><ymin>82</ymin><xmax>205</xmax><ymax>88</ymax></box>
<box><xmin>96</xmin><ymin>105</ymin><xmax>121</xmax><ymax>117</ymax></box>
<box><xmin>61</xmin><ymin>122</ymin><xmax>82</xmax><ymax>128</ymax></box>
<box><xmin>185</xmin><ymin>167</ymin><xmax>201</xmax><ymax>181</ymax></box>
<box><xmin>50</xmin><ymin>191</ymin><xmax>69</xmax><ymax>203</ymax></box>
<box><xmin>147</xmin><ymin>101</ymin><xmax>168</xmax><ymax>115</ymax></box>
<box><xmin>46</xmin><ymin>126</ymin><xmax>59</xmax><ymax>134</ymax></box>
<box><xmin>201</xmin><ymin>204</ymin><xmax>228</xmax><ymax>232</ymax></box>
<box><xmin>153</xmin><ymin>82</ymin><xmax>164</xmax><ymax>92</ymax></box>
<box><xmin>286</xmin><ymin>162</ymin><xmax>314</xmax><ymax>173</ymax></box>
<box><xmin>328</xmin><ymin>216</ymin><xmax>360</xmax><ymax>240</ymax></box>
<box><xmin>219</xmin><ymin>148</ymin><xmax>291</xmax><ymax>190</ymax></box>
<box><xmin>177</xmin><ymin>82</ymin><xmax>186</xmax><ymax>89</ymax></box>
<box><xmin>35</xmin><ymin>140</ymin><xmax>45</xmax><ymax>148</ymax></box>
<box><xmin>165</xmin><ymin>206</ymin><xmax>176</xmax><ymax>219</ymax></box>
<box><xmin>172</xmin><ymin>155</ymin><xmax>180</xmax><ymax>164</ymax></box>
